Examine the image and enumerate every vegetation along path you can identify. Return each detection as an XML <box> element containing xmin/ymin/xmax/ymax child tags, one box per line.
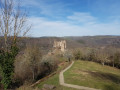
<box><xmin>59</xmin><ymin>61</ymin><xmax>101</xmax><ymax>90</ymax></box>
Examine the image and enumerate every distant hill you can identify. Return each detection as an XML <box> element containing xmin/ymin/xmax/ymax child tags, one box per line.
<box><xmin>64</xmin><ymin>35</ymin><xmax>120</xmax><ymax>48</ymax></box>
<box><xmin>1</xmin><ymin>35</ymin><xmax>120</xmax><ymax>54</ymax></box>
<box><xmin>22</xmin><ymin>35</ymin><xmax>120</xmax><ymax>51</ymax></box>
<box><xmin>19</xmin><ymin>37</ymin><xmax>64</xmax><ymax>54</ymax></box>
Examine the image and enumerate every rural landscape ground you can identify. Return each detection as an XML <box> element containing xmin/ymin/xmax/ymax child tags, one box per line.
<box><xmin>12</xmin><ymin>36</ymin><xmax>120</xmax><ymax>90</ymax></box>
<box><xmin>0</xmin><ymin>0</ymin><xmax>120</xmax><ymax>90</ymax></box>
<box><xmin>30</xmin><ymin>57</ymin><xmax>120</xmax><ymax>90</ymax></box>
<box><xmin>1</xmin><ymin>36</ymin><xmax>120</xmax><ymax>90</ymax></box>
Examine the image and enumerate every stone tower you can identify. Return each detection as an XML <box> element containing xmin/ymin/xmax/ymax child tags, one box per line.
<box><xmin>53</xmin><ymin>40</ymin><xmax>66</xmax><ymax>52</ymax></box>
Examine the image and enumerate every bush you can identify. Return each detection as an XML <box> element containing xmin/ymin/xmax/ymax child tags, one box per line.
<box><xmin>87</xmin><ymin>49</ymin><xmax>97</xmax><ymax>61</ymax></box>
<box><xmin>14</xmin><ymin>45</ymin><xmax>42</xmax><ymax>85</ymax></box>
<box><xmin>64</xmin><ymin>50</ymin><xmax>73</xmax><ymax>62</ymax></box>
<box><xmin>73</xmin><ymin>49</ymin><xmax>83</xmax><ymax>60</ymax></box>
<box><xmin>41</xmin><ymin>55</ymin><xmax>58</xmax><ymax>75</ymax></box>
<box><xmin>0</xmin><ymin>46</ymin><xmax>19</xmax><ymax>89</ymax></box>
<box><xmin>113</xmin><ymin>51</ymin><xmax>120</xmax><ymax>68</ymax></box>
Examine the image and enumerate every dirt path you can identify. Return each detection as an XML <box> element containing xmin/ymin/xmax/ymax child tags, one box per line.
<box><xmin>59</xmin><ymin>61</ymin><xmax>101</xmax><ymax>90</ymax></box>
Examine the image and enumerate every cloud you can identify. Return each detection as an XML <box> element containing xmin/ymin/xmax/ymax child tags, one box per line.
<box><xmin>67</xmin><ymin>12</ymin><xmax>97</xmax><ymax>24</ymax></box>
<box><xmin>19</xmin><ymin>0</ymin><xmax>68</xmax><ymax>17</ymax></box>
<box><xmin>28</xmin><ymin>17</ymin><xmax>86</xmax><ymax>36</ymax></box>
<box><xmin>17</xmin><ymin>0</ymin><xmax>120</xmax><ymax>37</ymax></box>
<box><xmin>1</xmin><ymin>0</ymin><xmax>120</xmax><ymax>37</ymax></box>
<box><xmin>28</xmin><ymin>15</ymin><xmax>120</xmax><ymax>37</ymax></box>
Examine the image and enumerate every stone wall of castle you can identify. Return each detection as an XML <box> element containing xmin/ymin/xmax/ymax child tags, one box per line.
<box><xmin>53</xmin><ymin>40</ymin><xmax>66</xmax><ymax>52</ymax></box>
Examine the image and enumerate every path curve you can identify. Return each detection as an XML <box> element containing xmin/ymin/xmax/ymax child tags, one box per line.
<box><xmin>59</xmin><ymin>61</ymin><xmax>101</xmax><ymax>90</ymax></box>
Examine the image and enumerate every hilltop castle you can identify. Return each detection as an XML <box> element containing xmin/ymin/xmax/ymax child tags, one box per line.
<box><xmin>53</xmin><ymin>40</ymin><xmax>66</xmax><ymax>52</ymax></box>
<box><xmin>48</xmin><ymin>40</ymin><xmax>66</xmax><ymax>55</ymax></box>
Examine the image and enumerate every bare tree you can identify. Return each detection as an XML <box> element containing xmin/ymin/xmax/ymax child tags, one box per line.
<box><xmin>107</xmin><ymin>47</ymin><xmax>117</xmax><ymax>67</ymax></box>
<box><xmin>0</xmin><ymin>0</ymin><xmax>31</xmax><ymax>89</ymax></box>
<box><xmin>0</xmin><ymin>0</ymin><xmax>31</xmax><ymax>51</ymax></box>
<box><xmin>26</xmin><ymin>45</ymin><xmax>42</xmax><ymax>80</ymax></box>
<box><xmin>96</xmin><ymin>49</ymin><xmax>109</xmax><ymax>66</ymax></box>
<box><xmin>64</xmin><ymin>50</ymin><xmax>73</xmax><ymax>62</ymax></box>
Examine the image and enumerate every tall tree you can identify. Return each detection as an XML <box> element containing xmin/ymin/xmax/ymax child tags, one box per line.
<box><xmin>0</xmin><ymin>0</ymin><xmax>31</xmax><ymax>89</ymax></box>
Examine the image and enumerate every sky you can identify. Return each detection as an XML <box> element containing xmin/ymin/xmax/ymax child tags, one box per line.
<box><xmin>19</xmin><ymin>0</ymin><xmax>120</xmax><ymax>37</ymax></box>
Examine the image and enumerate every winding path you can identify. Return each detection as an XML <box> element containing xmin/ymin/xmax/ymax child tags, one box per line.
<box><xmin>59</xmin><ymin>61</ymin><xmax>101</xmax><ymax>90</ymax></box>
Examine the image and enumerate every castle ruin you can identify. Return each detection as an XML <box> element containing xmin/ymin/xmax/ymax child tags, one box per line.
<box><xmin>53</xmin><ymin>40</ymin><xmax>66</xmax><ymax>52</ymax></box>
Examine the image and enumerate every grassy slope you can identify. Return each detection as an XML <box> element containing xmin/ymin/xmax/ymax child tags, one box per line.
<box><xmin>37</xmin><ymin>61</ymin><xmax>79</xmax><ymax>90</ymax></box>
<box><xmin>64</xmin><ymin>60</ymin><xmax>120</xmax><ymax>90</ymax></box>
<box><xmin>37</xmin><ymin>74</ymin><xmax>79</xmax><ymax>90</ymax></box>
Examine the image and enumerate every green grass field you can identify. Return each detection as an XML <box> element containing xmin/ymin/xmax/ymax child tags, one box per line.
<box><xmin>37</xmin><ymin>61</ymin><xmax>79</xmax><ymax>90</ymax></box>
<box><xmin>37</xmin><ymin>73</ymin><xmax>79</xmax><ymax>90</ymax></box>
<box><xmin>64</xmin><ymin>60</ymin><xmax>120</xmax><ymax>90</ymax></box>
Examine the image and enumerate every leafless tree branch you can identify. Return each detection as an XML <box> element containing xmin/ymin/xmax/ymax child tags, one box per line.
<box><xmin>0</xmin><ymin>0</ymin><xmax>31</xmax><ymax>51</ymax></box>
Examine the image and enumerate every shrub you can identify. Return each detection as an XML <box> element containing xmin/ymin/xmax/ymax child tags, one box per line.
<box><xmin>87</xmin><ymin>49</ymin><xmax>97</xmax><ymax>61</ymax></box>
<box><xmin>14</xmin><ymin>45</ymin><xmax>42</xmax><ymax>85</ymax></box>
<box><xmin>64</xmin><ymin>50</ymin><xmax>73</xmax><ymax>62</ymax></box>
<box><xmin>0</xmin><ymin>45</ymin><xmax>19</xmax><ymax>89</ymax></box>
<box><xmin>41</xmin><ymin>55</ymin><xmax>58</xmax><ymax>75</ymax></box>
<box><xmin>113</xmin><ymin>51</ymin><xmax>120</xmax><ymax>68</ymax></box>
<box><xmin>73</xmin><ymin>49</ymin><xmax>83</xmax><ymax>60</ymax></box>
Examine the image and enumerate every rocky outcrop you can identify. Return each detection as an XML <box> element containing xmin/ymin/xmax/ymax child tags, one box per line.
<box><xmin>42</xmin><ymin>84</ymin><xmax>56</xmax><ymax>90</ymax></box>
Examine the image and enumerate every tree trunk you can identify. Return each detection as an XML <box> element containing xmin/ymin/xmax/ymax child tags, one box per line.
<box><xmin>102</xmin><ymin>62</ymin><xmax>104</xmax><ymax>66</ymax></box>
<box><xmin>4</xmin><ymin>34</ymin><xmax>8</xmax><ymax>52</ymax></box>
<box><xmin>32</xmin><ymin>70</ymin><xmax>35</xmax><ymax>81</ymax></box>
<box><xmin>113</xmin><ymin>63</ymin><xmax>114</xmax><ymax>67</ymax></box>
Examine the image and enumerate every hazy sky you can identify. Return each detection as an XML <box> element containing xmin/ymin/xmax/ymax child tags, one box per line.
<box><xmin>20</xmin><ymin>0</ymin><xmax>120</xmax><ymax>37</ymax></box>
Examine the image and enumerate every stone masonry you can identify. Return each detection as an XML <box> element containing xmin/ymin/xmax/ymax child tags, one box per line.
<box><xmin>53</xmin><ymin>40</ymin><xmax>66</xmax><ymax>52</ymax></box>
